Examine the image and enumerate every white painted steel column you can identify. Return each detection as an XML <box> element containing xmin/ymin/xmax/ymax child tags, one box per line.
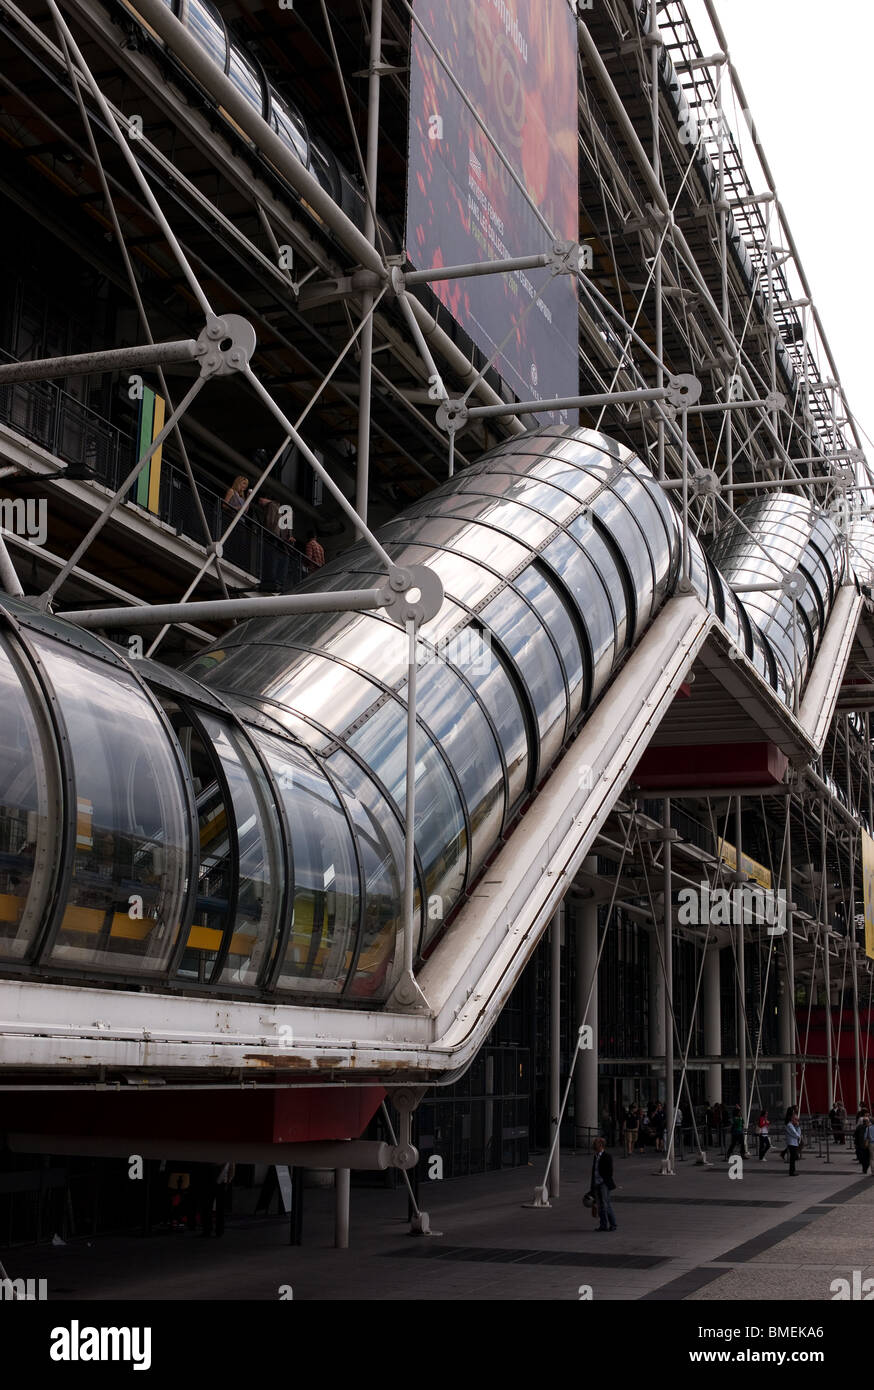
<box><xmin>549</xmin><ymin>903</ymin><xmax>562</xmax><ymax>1198</ymax></box>
<box><xmin>575</xmin><ymin>864</ymin><xmax>599</xmax><ymax>1141</ymax></box>
<box><xmin>703</xmin><ymin>936</ymin><xmax>723</xmax><ymax>1105</ymax></box>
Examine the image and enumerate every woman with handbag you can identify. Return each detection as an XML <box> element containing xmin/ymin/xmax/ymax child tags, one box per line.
<box><xmin>590</xmin><ymin>1137</ymin><xmax>617</xmax><ymax>1231</ymax></box>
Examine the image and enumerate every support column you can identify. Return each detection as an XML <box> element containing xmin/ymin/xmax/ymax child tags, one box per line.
<box><xmin>781</xmin><ymin>801</ymin><xmax>796</xmax><ymax>1107</ymax></box>
<box><xmin>703</xmin><ymin>935</ymin><xmax>723</xmax><ymax>1106</ymax></box>
<box><xmin>649</xmin><ymin>929</ymin><xmax>666</xmax><ymax>1076</ymax></box>
<box><xmin>334</xmin><ymin>1168</ymin><xmax>350</xmax><ymax>1249</ymax></box>
<box><xmin>575</xmin><ymin>864</ymin><xmax>600</xmax><ymax>1142</ymax></box>
<box><xmin>549</xmin><ymin>903</ymin><xmax>562</xmax><ymax>1197</ymax></box>
<box><xmin>820</xmin><ymin>802</ymin><xmax>833</xmax><ymax>1110</ymax></box>
<box><xmin>735</xmin><ymin>797</ymin><xmax>748</xmax><ymax>1122</ymax></box>
<box><xmin>355</xmin><ymin>0</ymin><xmax>383</xmax><ymax>533</ymax></box>
<box><xmin>663</xmin><ymin>798</ymin><xmax>675</xmax><ymax>1170</ymax></box>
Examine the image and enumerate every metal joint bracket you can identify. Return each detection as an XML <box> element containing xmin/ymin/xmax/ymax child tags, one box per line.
<box><xmin>547</xmin><ymin>239</ymin><xmax>584</xmax><ymax>275</ymax></box>
<box><xmin>194</xmin><ymin>315</ymin><xmax>256</xmax><ymax>376</ymax></box>
<box><xmin>378</xmin><ymin>563</ymin><xmax>444</xmax><ymax>625</ymax></box>
<box><xmin>780</xmin><ymin>570</ymin><xmax>804</xmax><ymax>600</ymax></box>
<box><xmin>435</xmin><ymin>398</ymin><xmax>470</xmax><ymax>434</ymax></box>
<box><xmin>692</xmin><ymin>469</ymin><xmax>721</xmax><ymax>498</ymax></box>
<box><xmin>666</xmin><ymin>374</ymin><xmax>702</xmax><ymax>408</ymax></box>
<box><xmin>764</xmin><ymin>390</ymin><xmax>786</xmax><ymax>414</ymax></box>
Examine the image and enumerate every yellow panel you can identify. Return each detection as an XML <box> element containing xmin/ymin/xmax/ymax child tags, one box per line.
<box><xmin>61</xmin><ymin>906</ymin><xmax>104</xmax><ymax>933</ymax></box>
<box><xmin>187</xmin><ymin>924</ymin><xmax>223</xmax><ymax>951</ymax></box>
<box><xmin>0</xmin><ymin>893</ymin><xmax>22</xmax><ymax>923</ymax></box>
<box><xmin>109</xmin><ymin>913</ymin><xmax>155</xmax><ymax>941</ymax></box>
<box><xmin>227</xmin><ymin>931</ymin><xmax>257</xmax><ymax>955</ymax></box>
<box><xmin>147</xmin><ymin>393</ymin><xmax>165</xmax><ymax>513</ymax></box>
<box><xmin>717</xmin><ymin>838</ymin><xmax>772</xmax><ymax>890</ymax></box>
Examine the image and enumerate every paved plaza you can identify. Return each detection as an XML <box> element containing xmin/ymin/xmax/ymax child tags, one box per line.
<box><xmin>7</xmin><ymin>1144</ymin><xmax>871</xmax><ymax>1302</ymax></box>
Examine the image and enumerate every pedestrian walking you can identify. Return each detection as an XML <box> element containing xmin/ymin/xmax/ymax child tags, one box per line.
<box><xmin>854</xmin><ymin>1108</ymin><xmax>871</xmax><ymax>1170</ymax></box>
<box><xmin>624</xmin><ymin>1104</ymin><xmax>639</xmax><ymax>1156</ymax></box>
<box><xmin>726</xmin><ymin>1104</ymin><xmax>745</xmax><ymax>1159</ymax></box>
<box><xmin>784</xmin><ymin>1107</ymin><xmax>801</xmax><ymax>1176</ymax></box>
<box><xmin>589</xmin><ymin>1137</ymin><xmax>617</xmax><ymax>1231</ymax></box>
<box><xmin>757</xmin><ymin>1109</ymin><xmax>771</xmax><ymax>1161</ymax></box>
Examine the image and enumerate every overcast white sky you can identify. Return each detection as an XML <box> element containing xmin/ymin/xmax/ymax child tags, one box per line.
<box><xmin>686</xmin><ymin>0</ymin><xmax>874</xmax><ymax>451</ymax></box>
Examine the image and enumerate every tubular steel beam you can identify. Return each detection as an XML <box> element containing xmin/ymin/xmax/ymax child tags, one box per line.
<box><xmin>0</xmin><ymin>340</ymin><xmax>198</xmax><ymax>384</ymax></box>
<box><xmin>61</xmin><ymin>589</ymin><xmax>387</xmax><ymax>629</ymax></box>
<box><xmin>404</xmin><ymin>252</ymin><xmax>551</xmax><ymax>286</ymax></box>
<box><xmin>465</xmin><ymin>387</ymin><xmax>670</xmax><ymax>421</ymax></box>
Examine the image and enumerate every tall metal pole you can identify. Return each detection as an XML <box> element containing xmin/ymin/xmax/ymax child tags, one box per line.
<box><xmin>716</xmin><ymin>58</ymin><xmax>733</xmax><ymax>509</ymax></box>
<box><xmin>821</xmin><ymin>801</ymin><xmax>833</xmax><ymax>1110</ymax></box>
<box><xmin>663</xmin><ymin>798</ymin><xmax>675</xmax><ymax>1170</ymax></box>
<box><xmin>575</xmin><ymin>863</ymin><xmax>600</xmax><ymax>1142</ymax></box>
<box><xmin>549</xmin><ymin>902</ymin><xmax>562</xmax><ymax>1198</ymax></box>
<box><xmin>847</xmin><ymin>716</ymin><xmax>862</xmax><ymax>1108</ymax></box>
<box><xmin>781</xmin><ymin>801</ymin><xmax>796</xmax><ymax>1107</ymax></box>
<box><xmin>649</xmin><ymin>2</ymin><xmax>665</xmax><ymax>482</ymax></box>
<box><xmin>735</xmin><ymin>796</ymin><xmax>748</xmax><ymax>1123</ymax></box>
<box><xmin>355</xmin><ymin>0</ymin><xmax>383</xmax><ymax>534</ymax></box>
<box><xmin>334</xmin><ymin>1168</ymin><xmax>350</xmax><ymax>1249</ymax></box>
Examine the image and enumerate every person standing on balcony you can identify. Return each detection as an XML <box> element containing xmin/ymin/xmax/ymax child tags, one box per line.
<box><xmin>258</xmin><ymin>495</ymin><xmax>290</xmax><ymax>593</ymax></box>
<box><xmin>304</xmin><ymin>529</ymin><xmax>325</xmax><ymax>571</ymax></box>
<box><xmin>223</xmin><ymin>475</ymin><xmax>249</xmax><ymax>512</ymax></box>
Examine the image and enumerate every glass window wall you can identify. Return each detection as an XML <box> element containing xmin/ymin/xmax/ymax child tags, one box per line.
<box><xmin>34</xmin><ymin>640</ymin><xmax>190</xmax><ymax>976</ymax></box>
<box><xmin>0</xmin><ymin>633</ymin><xmax>60</xmax><ymax>960</ymax></box>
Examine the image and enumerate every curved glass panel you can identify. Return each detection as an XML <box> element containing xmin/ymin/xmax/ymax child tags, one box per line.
<box><xmin>168</xmin><ymin>709</ymin><xmax>233</xmax><ymax>984</ymax></box>
<box><xmin>35</xmin><ymin>640</ymin><xmax>189</xmax><ymax>975</ymax></box>
<box><xmin>187</xmin><ymin>0</ymin><xmax>228</xmax><ymax>71</ymax></box>
<box><xmin>542</xmin><ymin>532</ymin><xmax>615</xmax><ymax>701</ymax></box>
<box><xmin>327</xmin><ymin>746</ymin><xmax>418</xmax><ymax>971</ymax></box>
<box><xmin>514</xmin><ymin>564</ymin><xmax>584</xmax><ymax>723</ymax></box>
<box><xmin>400</xmin><ymin>652</ymin><xmax>504</xmax><ymax>873</ymax></box>
<box><xmin>457</xmin><ymin>474</ymin><xmax>580</xmax><ymax>523</ymax></box>
<box><xmin>381</xmin><ymin>516</ymin><xmax>531</xmax><ymax>578</ymax></box>
<box><xmin>0</xmin><ymin>634</ymin><xmax>60</xmax><ymax>959</ymax></box>
<box><xmin>325</xmin><ymin>614</ymin><xmax>408</xmax><ymax>690</ymax></box>
<box><xmin>430</xmin><ymin>495</ymin><xmax>556</xmax><ymax>549</ymax></box>
<box><xmin>480</xmin><ymin>587</ymin><xmax>566</xmax><ymax>770</ymax></box>
<box><xmin>270</xmin><ymin>91</ymin><xmax>309</xmax><ymax>166</ymax></box>
<box><xmin>439</xmin><ymin>625</ymin><xmax>529</xmax><ymax>808</ymax></box>
<box><xmin>200</xmin><ymin>713</ymin><xmax>281</xmax><ymax>988</ymax></box>
<box><xmin>347</xmin><ymin>699</ymin><xmax>467</xmax><ymax>936</ymax></box>
<box><xmin>567</xmin><ymin>514</ymin><xmax>630</xmax><ymax>651</ymax></box>
<box><xmin>227</xmin><ymin>41</ymin><xmax>263</xmax><ymax>113</ymax></box>
<box><xmin>201</xmin><ymin>643</ymin><xmax>383</xmax><ymax>738</ymax></box>
<box><xmin>252</xmin><ymin>732</ymin><xmax>358</xmax><ymax>996</ymax></box>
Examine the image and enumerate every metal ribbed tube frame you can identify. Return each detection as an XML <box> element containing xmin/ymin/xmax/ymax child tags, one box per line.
<box><xmin>0</xmin><ymin>427</ymin><xmax>871</xmax><ymax>1008</ymax></box>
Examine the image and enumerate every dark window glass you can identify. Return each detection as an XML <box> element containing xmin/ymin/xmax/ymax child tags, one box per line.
<box><xmin>200</xmin><ymin>714</ymin><xmax>281</xmax><ymax>989</ymax></box>
<box><xmin>251</xmin><ymin>733</ymin><xmax>358</xmax><ymax>996</ymax></box>
<box><xmin>327</xmin><ymin>751</ymin><xmax>404</xmax><ymax>1000</ymax></box>
<box><xmin>35</xmin><ymin>640</ymin><xmax>189</xmax><ymax>976</ymax></box>
<box><xmin>328</xmin><ymin>747</ymin><xmax>417</xmax><ymax>974</ymax></box>
<box><xmin>0</xmin><ymin>634</ymin><xmax>60</xmax><ymax>959</ymax></box>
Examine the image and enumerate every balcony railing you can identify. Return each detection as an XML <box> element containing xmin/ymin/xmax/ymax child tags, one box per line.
<box><xmin>0</xmin><ymin>350</ymin><xmax>307</xmax><ymax>588</ymax></box>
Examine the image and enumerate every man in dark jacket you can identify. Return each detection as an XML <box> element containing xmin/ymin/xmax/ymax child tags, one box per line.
<box><xmin>590</xmin><ymin>1138</ymin><xmax>617</xmax><ymax>1231</ymax></box>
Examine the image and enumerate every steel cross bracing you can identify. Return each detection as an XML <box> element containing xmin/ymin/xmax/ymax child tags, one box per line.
<box><xmin>0</xmin><ymin>0</ymin><xmax>873</xmax><ymax>1108</ymax></box>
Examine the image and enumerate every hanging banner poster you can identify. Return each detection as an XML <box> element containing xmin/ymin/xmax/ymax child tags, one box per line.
<box><xmin>406</xmin><ymin>0</ymin><xmax>579</xmax><ymax>424</ymax></box>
